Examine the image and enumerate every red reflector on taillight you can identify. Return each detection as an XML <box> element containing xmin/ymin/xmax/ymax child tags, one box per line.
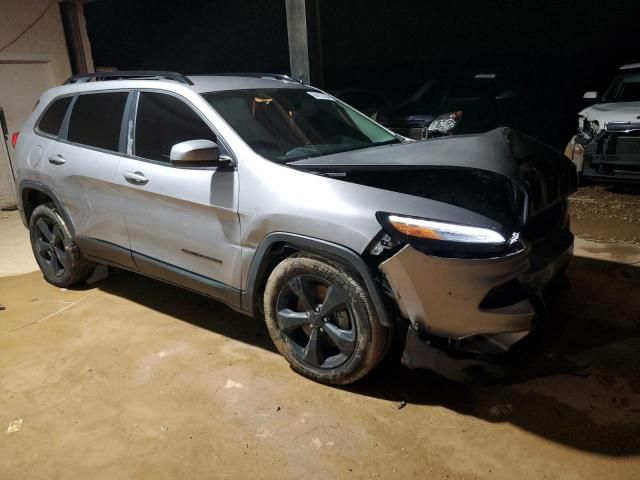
<box><xmin>11</xmin><ymin>132</ymin><xmax>19</xmax><ymax>149</ymax></box>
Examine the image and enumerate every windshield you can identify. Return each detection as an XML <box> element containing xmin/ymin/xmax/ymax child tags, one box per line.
<box><xmin>410</xmin><ymin>75</ymin><xmax>510</xmax><ymax>105</ymax></box>
<box><xmin>203</xmin><ymin>88</ymin><xmax>399</xmax><ymax>162</ymax></box>
<box><xmin>603</xmin><ymin>71</ymin><xmax>640</xmax><ymax>102</ymax></box>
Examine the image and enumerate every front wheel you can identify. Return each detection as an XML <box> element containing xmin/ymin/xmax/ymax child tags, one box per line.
<box><xmin>263</xmin><ymin>254</ymin><xmax>388</xmax><ymax>385</ymax></box>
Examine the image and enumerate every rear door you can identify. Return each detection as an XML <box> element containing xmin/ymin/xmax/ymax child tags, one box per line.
<box><xmin>119</xmin><ymin>90</ymin><xmax>241</xmax><ymax>302</ymax></box>
<box><xmin>45</xmin><ymin>90</ymin><xmax>135</xmax><ymax>268</ymax></box>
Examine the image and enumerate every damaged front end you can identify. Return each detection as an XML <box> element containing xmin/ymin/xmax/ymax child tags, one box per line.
<box><xmin>376</xmin><ymin>228</ymin><xmax>572</xmax><ymax>382</ymax></box>
<box><xmin>290</xmin><ymin>128</ymin><xmax>577</xmax><ymax>381</ymax></box>
<box><xmin>578</xmin><ymin>121</ymin><xmax>640</xmax><ymax>183</ymax></box>
<box><xmin>366</xmin><ymin>130</ymin><xmax>575</xmax><ymax>382</ymax></box>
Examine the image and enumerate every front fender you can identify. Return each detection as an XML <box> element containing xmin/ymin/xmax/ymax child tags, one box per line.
<box><xmin>242</xmin><ymin>232</ymin><xmax>391</xmax><ymax>327</ymax></box>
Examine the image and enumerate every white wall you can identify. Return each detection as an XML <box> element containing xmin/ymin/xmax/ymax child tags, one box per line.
<box><xmin>0</xmin><ymin>0</ymin><xmax>93</xmax><ymax>208</ymax></box>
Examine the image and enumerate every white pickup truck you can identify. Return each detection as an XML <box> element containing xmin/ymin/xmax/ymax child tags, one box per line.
<box><xmin>565</xmin><ymin>63</ymin><xmax>640</xmax><ymax>183</ymax></box>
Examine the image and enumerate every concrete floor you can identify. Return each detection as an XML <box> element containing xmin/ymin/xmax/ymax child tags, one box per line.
<box><xmin>0</xmin><ymin>210</ymin><xmax>38</xmax><ymax>276</ymax></box>
<box><xmin>1</xmin><ymin>210</ymin><xmax>639</xmax><ymax>479</ymax></box>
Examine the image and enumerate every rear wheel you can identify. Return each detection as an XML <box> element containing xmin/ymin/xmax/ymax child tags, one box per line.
<box><xmin>29</xmin><ymin>204</ymin><xmax>94</xmax><ymax>287</ymax></box>
<box><xmin>263</xmin><ymin>254</ymin><xmax>388</xmax><ymax>385</ymax></box>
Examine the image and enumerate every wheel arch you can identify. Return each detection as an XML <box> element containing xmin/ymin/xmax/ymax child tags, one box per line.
<box><xmin>20</xmin><ymin>180</ymin><xmax>75</xmax><ymax>235</ymax></box>
<box><xmin>243</xmin><ymin>233</ymin><xmax>391</xmax><ymax>327</ymax></box>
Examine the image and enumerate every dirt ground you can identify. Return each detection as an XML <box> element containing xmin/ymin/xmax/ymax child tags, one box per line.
<box><xmin>570</xmin><ymin>184</ymin><xmax>640</xmax><ymax>245</ymax></box>
<box><xmin>1</xmin><ymin>204</ymin><xmax>640</xmax><ymax>479</ymax></box>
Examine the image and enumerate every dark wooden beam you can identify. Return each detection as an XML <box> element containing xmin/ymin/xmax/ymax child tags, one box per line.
<box><xmin>285</xmin><ymin>0</ymin><xmax>323</xmax><ymax>87</ymax></box>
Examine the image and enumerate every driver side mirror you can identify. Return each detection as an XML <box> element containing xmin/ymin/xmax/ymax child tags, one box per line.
<box><xmin>583</xmin><ymin>91</ymin><xmax>599</xmax><ymax>100</ymax></box>
<box><xmin>170</xmin><ymin>140</ymin><xmax>234</xmax><ymax>167</ymax></box>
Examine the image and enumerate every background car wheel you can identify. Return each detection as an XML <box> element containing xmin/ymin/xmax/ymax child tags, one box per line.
<box><xmin>29</xmin><ymin>204</ymin><xmax>94</xmax><ymax>287</ymax></box>
<box><xmin>263</xmin><ymin>254</ymin><xmax>388</xmax><ymax>385</ymax></box>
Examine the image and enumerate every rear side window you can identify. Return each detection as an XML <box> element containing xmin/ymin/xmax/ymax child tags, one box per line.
<box><xmin>135</xmin><ymin>92</ymin><xmax>216</xmax><ymax>163</ymax></box>
<box><xmin>67</xmin><ymin>92</ymin><xmax>128</xmax><ymax>151</ymax></box>
<box><xmin>38</xmin><ymin>97</ymin><xmax>72</xmax><ymax>136</ymax></box>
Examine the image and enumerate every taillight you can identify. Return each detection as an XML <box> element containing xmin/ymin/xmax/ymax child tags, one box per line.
<box><xmin>11</xmin><ymin>132</ymin><xmax>19</xmax><ymax>149</ymax></box>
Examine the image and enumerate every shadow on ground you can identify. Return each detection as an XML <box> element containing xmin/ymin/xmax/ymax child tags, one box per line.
<box><xmin>606</xmin><ymin>183</ymin><xmax>640</xmax><ymax>196</ymax></box>
<box><xmin>95</xmin><ymin>253</ymin><xmax>640</xmax><ymax>456</ymax></box>
<box><xmin>98</xmin><ymin>270</ymin><xmax>277</xmax><ymax>353</ymax></box>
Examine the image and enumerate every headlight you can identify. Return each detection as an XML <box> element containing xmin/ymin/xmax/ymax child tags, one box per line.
<box><xmin>386</xmin><ymin>214</ymin><xmax>505</xmax><ymax>243</ymax></box>
<box><xmin>377</xmin><ymin>212</ymin><xmax>520</xmax><ymax>258</ymax></box>
<box><xmin>427</xmin><ymin>111</ymin><xmax>463</xmax><ymax>134</ymax></box>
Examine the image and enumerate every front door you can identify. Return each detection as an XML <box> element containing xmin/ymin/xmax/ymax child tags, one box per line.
<box><xmin>119</xmin><ymin>91</ymin><xmax>241</xmax><ymax>303</ymax></box>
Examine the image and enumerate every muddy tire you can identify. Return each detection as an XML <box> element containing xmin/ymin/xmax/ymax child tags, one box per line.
<box><xmin>29</xmin><ymin>204</ymin><xmax>94</xmax><ymax>287</ymax></box>
<box><xmin>263</xmin><ymin>254</ymin><xmax>388</xmax><ymax>385</ymax></box>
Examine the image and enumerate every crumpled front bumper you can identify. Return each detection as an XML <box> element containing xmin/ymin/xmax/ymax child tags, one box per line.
<box><xmin>380</xmin><ymin>233</ymin><xmax>573</xmax><ymax>379</ymax></box>
<box><xmin>580</xmin><ymin>124</ymin><xmax>640</xmax><ymax>183</ymax></box>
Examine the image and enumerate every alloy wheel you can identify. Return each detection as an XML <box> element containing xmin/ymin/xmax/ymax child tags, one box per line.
<box><xmin>34</xmin><ymin>217</ymin><xmax>67</xmax><ymax>277</ymax></box>
<box><xmin>276</xmin><ymin>274</ymin><xmax>357</xmax><ymax>369</ymax></box>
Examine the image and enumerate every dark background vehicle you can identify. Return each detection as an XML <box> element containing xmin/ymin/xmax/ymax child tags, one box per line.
<box><xmin>83</xmin><ymin>0</ymin><xmax>640</xmax><ymax>154</ymax></box>
<box><xmin>331</xmin><ymin>88</ymin><xmax>391</xmax><ymax>118</ymax></box>
<box><xmin>575</xmin><ymin>64</ymin><xmax>640</xmax><ymax>183</ymax></box>
<box><xmin>376</xmin><ymin>69</ymin><xmax>569</xmax><ymax>148</ymax></box>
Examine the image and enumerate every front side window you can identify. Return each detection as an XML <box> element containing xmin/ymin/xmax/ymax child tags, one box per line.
<box><xmin>203</xmin><ymin>88</ymin><xmax>398</xmax><ymax>162</ymax></box>
<box><xmin>134</xmin><ymin>92</ymin><xmax>217</xmax><ymax>163</ymax></box>
<box><xmin>38</xmin><ymin>96</ymin><xmax>72</xmax><ymax>136</ymax></box>
<box><xmin>67</xmin><ymin>92</ymin><xmax>128</xmax><ymax>151</ymax></box>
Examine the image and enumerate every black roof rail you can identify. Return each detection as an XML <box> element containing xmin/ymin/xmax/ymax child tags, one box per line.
<box><xmin>64</xmin><ymin>71</ymin><xmax>194</xmax><ymax>86</ymax></box>
<box><xmin>190</xmin><ymin>72</ymin><xmax>302</xmax><ymax>83</ymax></box>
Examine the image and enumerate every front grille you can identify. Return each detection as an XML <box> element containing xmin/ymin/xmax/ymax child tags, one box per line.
<box><xmin>523</xmin><ymin>201</ymin><xmax>567</xmax><ymax>241</ymax></box>
<box><xmin>605</xmin><ymin>122</ymin><xmax>640</xmax><ymax>133</ymax></box>
<box><xmin>506</xmin><ymin>131</ymin><xmax>577</xmax><ymax>215</ymax></box>
<box><xmin>583</xmin><ymin>131</ymin><xmax>640</xmax><ymax>177</ymax></box>
<box><xmin>587</xmin><ymin>128</ymin><xmax>640</xmax><ymax>158</ymax></box>
<box><xmin>616</xmin><ymin>137</ymin><xmax>640</xmax><ymax>155</ymax></box>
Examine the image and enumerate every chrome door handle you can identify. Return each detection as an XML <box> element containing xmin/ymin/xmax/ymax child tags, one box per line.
<box><xmin>48</xmin><ymin>154</ymin><xmax>66</xmax><ymax>165</ymax></box>
<box><xmin>123</xmin><ymin>171</ymin><xmax>149</xmax><ymax>185</ymax></box>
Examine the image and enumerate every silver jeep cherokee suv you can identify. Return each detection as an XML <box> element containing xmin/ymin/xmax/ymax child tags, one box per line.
<box><xmin>13</xmin><ymin>71</ymin><xmax>577</xmax><ymax>384</ymax></box>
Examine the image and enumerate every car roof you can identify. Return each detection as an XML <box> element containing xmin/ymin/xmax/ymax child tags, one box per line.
<box><xmin>40</xmin><ymin>73</ymin><xmax>310</xmax><ymax>104</ymax></box>
<box><xmin>187</xmin><ymin>75</ymin><xmax>307</xmax><ymax>93</ymax></box>
<box><xmin>620</xmin><ymin>63</ymin><xmax>640</xmax><ymax>71</ymax></box>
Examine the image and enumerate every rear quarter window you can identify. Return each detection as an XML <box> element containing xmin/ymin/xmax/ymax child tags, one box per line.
<box><xmin>37</xmin><ymin>97</ymin><xmax>72</xmax><ymax>136</ymax></box>
<box><xmin>67</xmin><ymin>92</ymin><xmax>129</xmax><ymax>152</ymax></box>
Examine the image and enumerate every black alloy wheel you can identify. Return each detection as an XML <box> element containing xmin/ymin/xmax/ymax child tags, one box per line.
<box><xmin>263</xmin><ymin>254</ymin><xmax>388</xmax><ymax>385</ymax></box>
<box><xmin>276</xmin><ymin>274</ymin><xmax>357</xmax><ymax>369</ymax></box>
<box><xmin>33</xmin><ymin>217</ymin><xmax>67</xmax><ymax>278</ymax></box>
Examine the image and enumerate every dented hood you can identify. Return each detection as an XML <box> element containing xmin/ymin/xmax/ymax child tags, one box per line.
<box><xmin>579</xmin><ymin>101</ymin><xmax>640</xmax><ymax>127</ymax></box>
<box><xmin>288</xmin><ymin>128</ymin><xmax>577</xmax><ymax>214</ymax></box>
<box><xmin>290</xmin><ymin>129</ymin><xmax>551</xmax><ymax>181</ymax></box>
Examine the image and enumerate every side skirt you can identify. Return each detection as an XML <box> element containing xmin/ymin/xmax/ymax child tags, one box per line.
<box><xmin>132</xmin><ymin>251</ymin><xmax>242</xmax><ymax>310</ymax></box>
<box><xmin>75</xmin><ymin>236</ymin><xmax>137</xmax><ymax>270</ymax></box>
<box><xmin>74</xmin><ymin>236</ymin><xmax>246</xmax><ymax>314</ymax></box>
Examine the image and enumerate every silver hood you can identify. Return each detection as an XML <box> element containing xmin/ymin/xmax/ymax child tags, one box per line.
<box><xmin>288</xmin><ymin>128</ymin><xmax>578</xmax><ymax>216</ymax></box>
